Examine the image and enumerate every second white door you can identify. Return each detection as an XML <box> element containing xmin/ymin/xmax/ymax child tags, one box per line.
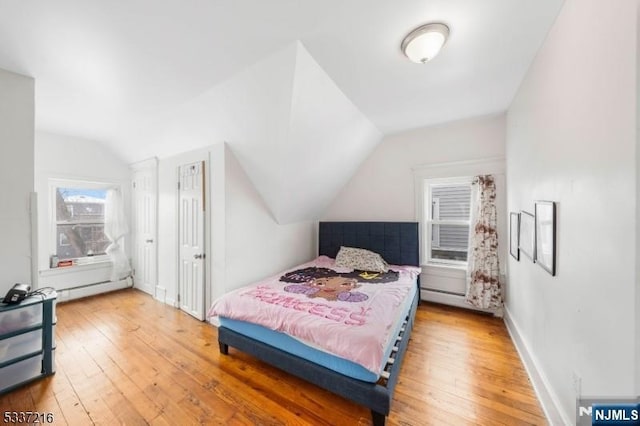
<box><xmin>132</xmin><ymin>162</ymin><xmax>157</xmax><ymax>296</ymax></box>
<box><xmin>178</xmin><ymin>161</ymin><xmax>205</xmax><ymax>320</ymax></box>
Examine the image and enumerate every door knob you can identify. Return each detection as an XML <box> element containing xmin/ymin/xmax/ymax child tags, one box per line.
<box><xmin>145</xmin><ymin>239</ymin><xmax>154</xmax><ymax>243</ymax></box>
<box><xmin>194</xmin><ymin>253</ymin><xmax>205</xmax><ymax>259</ymax></box>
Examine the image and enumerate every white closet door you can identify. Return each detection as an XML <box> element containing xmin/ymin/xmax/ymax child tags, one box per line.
<box><xmin>178</xmin><ymin>161</ymin><xmax>205</xmax><ymax>320</ymax></box>
<box><xmin>132</xmin><ymin>163</ymin><xmax>158</xmax><ymax>296</ymax></box>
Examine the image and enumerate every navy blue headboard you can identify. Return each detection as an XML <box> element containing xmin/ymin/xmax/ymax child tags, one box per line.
<box><xmin>318</xmin><ymin>222</ymin><xmax>419</xmax><ymax>267</ymax></box>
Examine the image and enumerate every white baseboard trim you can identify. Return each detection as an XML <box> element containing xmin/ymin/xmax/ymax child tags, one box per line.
<box><xmin>154</xmin><ymin>286</ymin><xmax>166</xmax><ymax>304</ymax></box>
<box><xmin>134</xmin><ymin>281</ymin><xmax>154</xmax><ymax>296</ymax></box>
<box><xmin>503</xmin><ymin>306</ymin><xmax>570</xmax><ymax>426</ymax></box>
<box><xmin>154</xmin><ymin>286</ymin><xmax>178</xmax><ymax>308</ymax></box>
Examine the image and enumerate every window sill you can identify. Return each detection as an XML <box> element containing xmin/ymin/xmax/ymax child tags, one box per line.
<box><xmin>423</xmin><ymin>262</ymin><xmax>467</xmax><ymax>271</ymax></box>
<box><xmin>40</xmin><ymin>259</ymin><xmax>112</xmax><ymax>277</ymax></box>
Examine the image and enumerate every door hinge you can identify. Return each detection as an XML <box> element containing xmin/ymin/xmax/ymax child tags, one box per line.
<box><xmin>132</xmin><ymin>181</ymin><xmax>136</xmax><ymax>189</ymax></box>
<box><xmin>177</xmin><ymin>294</ymin><xmax>181</xmax><ymax>303</ymax></box>
<box><xmin>177</xmin><ymin>181</ymin><xmax>181</xmax><ymax>190</ymax></box>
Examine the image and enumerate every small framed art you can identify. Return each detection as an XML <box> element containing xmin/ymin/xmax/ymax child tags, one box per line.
<box><xmin>519</xmin><ymin>210</ymin><xmax>535</xmax><ymax>261</ymax></box>
<box><xmin>535</xmin><ymin>201</ymin><xmax>556</xmax><ymax>276</ymax></box>
<box><xmin>509</xmin><ymin>212</ymin><xmax>520</xmax><ymax>260</ymax></box>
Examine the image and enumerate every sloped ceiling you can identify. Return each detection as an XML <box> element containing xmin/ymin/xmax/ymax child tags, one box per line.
<box><xmin>0</xmin><ymin>0</ymin><xmax>565</xmax><ymax>221</ymax></box>
<box><xmin>128</xmin><ymin>42</ymin><xmax>381</xmax><ymax>224</ymax></box>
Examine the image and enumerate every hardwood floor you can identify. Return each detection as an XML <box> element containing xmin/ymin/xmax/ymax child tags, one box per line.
<box><xmin>0</xmin><ymin>289</ymin><xmax>546</xmax><ymax>425</ymax></box>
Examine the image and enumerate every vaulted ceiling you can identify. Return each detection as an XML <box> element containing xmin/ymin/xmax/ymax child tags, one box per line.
<box><xmin>0</xmin><ymin>0</ymin><xmax>564</xmax><ymax>222</ymax></box>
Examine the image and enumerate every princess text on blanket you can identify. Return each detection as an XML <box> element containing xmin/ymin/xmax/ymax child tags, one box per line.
<box><xmin>242</xmin><ymin>286</ymin><xmax>371</xmax><ymax>326</ymax></box>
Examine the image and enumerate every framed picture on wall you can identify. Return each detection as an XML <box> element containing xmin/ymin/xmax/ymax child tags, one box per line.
<box><xmin>519</xmin><ymin>210</ymin><xmax>535</xmax><ymax>261</ymax></box>
<box><xmin>509</xmin><ymin>212</ymin><xmax>520</xmax><ymax>260</ymax></box>
<box><xmin>535</xmin><ymin>201</ymin><xmax>556</xmax><ymax>276</ymax></box>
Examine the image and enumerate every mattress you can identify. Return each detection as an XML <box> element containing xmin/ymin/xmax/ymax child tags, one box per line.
<box><xmin>210</xmin><ymin>255</ymin><xmax>421</xmax><ymax>382</ymax></box>
<box><xmin>219</xmin><ymin>281</ymin><xmax>416</xmax><ymax>382</ymax></box>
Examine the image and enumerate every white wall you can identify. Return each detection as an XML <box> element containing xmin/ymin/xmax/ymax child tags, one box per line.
<box><xmin>156</xmin><ymin>146</ymin><xmax>212</xmax><ymax>306</ymax></box>
<box><xmin>323</xmin><ymin>114</ymin><xmax>507</xmax><ymax>310</ymax></box>
<box><xmin>506</xmin><ymin>0</ymin><xmax>638</xmax><ymax>422</ymax></box>
<box><xmin>275</xmin><ymin>42</ymin><xmax>382</xmax><ymax>224</ymax></box>
<box><xmin>0</xmin><ymin>68</ymin><xmax>34</xmax><ymax>296</ymax></box>
<box><xmin>156</xmin><ymin>144</ymin><xmax>315</xmax><ymax>311</ymax></box>
<box><xmin>126</xmin><ymin>42</ymin><xmax>381</xmax><ymax>225</ymax></box>
<box><xmin>35</xmin><ymin>131</ymin><xmax>131</xmax><ymax>293</ymax></box>
<box><xmin>224</xmin><ymin>145</ymin><xmax>315</xmax><ymax>292</ymax></box>
<box><xmin>324</xmin><ymin>114</ymin><xmax>505</xmax><ymax>221</ymax></box>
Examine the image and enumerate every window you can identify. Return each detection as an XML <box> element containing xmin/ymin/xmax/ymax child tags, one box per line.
<box><xmin>423</xmin><ymin>177</ymin><xmax>472</xmax><ymax>266</ymax></box>
<box><xmin>54</xmin><ymin>186</ymin><xmax>110</xmax><ymax>261</ymax></box>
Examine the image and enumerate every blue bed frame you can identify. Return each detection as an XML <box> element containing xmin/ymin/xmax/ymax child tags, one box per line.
<box><xmin>218</xmin><ymin>222</ymin><xmax>420</xmax><ymax>425</ymax></box>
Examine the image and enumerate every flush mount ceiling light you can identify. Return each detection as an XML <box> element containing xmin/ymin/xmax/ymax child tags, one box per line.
<box><xmin>401</xmin><ymin>23</ymin><xmax>450</xmax><ymax>64</ymax></box>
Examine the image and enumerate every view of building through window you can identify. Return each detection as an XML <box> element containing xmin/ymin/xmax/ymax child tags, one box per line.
<box><xmin>429</xmin><ymin>182</ymin><xmax>471</xmax><ymax>263</ymax></box>
<box><xmin>55</xmin><ymin>188</ymin><xmax>109</xmax><ymax>260</ymax></box>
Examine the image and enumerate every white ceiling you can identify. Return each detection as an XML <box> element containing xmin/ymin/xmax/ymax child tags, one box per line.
<box><xmin>0</xmin><ymin>0</ymin><xmax>564</xmax><ymax>163</ymax></box>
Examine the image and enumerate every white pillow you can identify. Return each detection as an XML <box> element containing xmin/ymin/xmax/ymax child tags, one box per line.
<box><xmin>335</xmin><ymin>246</ymin><xmax>389</xmax><ymax>273</ymax></box>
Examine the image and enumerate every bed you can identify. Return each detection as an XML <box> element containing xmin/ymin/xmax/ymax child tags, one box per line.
<box><xmin>211</xmin><ymin>222</ymin><xmax>420</xmax><ymax>425</ymax></box>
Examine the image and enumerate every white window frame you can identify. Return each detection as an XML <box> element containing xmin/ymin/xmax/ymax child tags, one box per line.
<box><xmin>422</xmin><ymin>176</ymin><xmax>473</xmax><ymax>267</ymax></box>
<box><xmin>413</xmin><ymin>157</ymin><xmax>506</xmax><ymax>273</ymax></box>
<box><xmin>49</xmin><ymin>179</ymin><xmax>117</xmax><ymax>266</ymax></box>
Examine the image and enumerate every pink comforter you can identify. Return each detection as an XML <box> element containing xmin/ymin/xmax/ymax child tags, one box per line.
<box><xmin>207</xmin><ymin>256</ymin><xmax>420</xmax><ymax>374</ymax></box>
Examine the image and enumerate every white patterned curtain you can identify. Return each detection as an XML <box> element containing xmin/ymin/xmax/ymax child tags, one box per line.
<box><xmin>104</xmin><ymin>188</ymin><xmax>131</xmax><ymax>282</ymax></box>
<box><xmin>465</xmin><ymin>175</ymin><xmax>502</xmax><ymax>310</ymax></box>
